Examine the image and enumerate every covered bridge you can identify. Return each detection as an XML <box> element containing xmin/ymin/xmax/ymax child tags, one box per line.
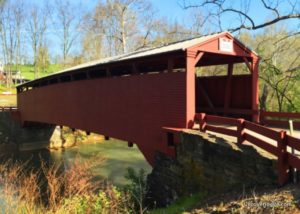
<box><xmin>17</xmin><ymin>32</ymin><xmax>260</xmax><ymax>165</ymax></box>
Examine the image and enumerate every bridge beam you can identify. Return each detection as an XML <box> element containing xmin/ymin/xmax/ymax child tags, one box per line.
<box><xmin>186</xmin><ymin>50</ymin><xmax>204</xmax><ymax>128</ymax></box>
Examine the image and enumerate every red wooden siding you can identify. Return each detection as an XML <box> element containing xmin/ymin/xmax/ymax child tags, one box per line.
<box><xmin>17</xmin><ymin>72</ymin><xmax>187</xmax><ymax>165</ymax></box>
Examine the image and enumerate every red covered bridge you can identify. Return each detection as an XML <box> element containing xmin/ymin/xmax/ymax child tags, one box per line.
<box><xmin>16</xmin><ymin>32</ymin><xmax>260</xmax><ymax>165</ymax></box>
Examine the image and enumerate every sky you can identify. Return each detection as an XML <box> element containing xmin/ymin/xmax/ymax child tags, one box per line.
<box><xmin>5</xmin><ymin>0</ymin><xmax>299</xmax><ymax>63</ymax></box>
<box><xmin>149</xmin><ymin>0</ymin><xmax>299</xmax><ymax>34</ymax></box>
<box><xmin>28</xmin><ymin>0</ymin><xmax>299</xmax><ymax>34</ymax></box>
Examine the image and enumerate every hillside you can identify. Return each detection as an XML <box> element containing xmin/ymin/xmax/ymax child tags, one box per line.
<box><xmin>12</xmin><ymin>64</ymin><xmax>62</xmax><ymax>81</ymax></box>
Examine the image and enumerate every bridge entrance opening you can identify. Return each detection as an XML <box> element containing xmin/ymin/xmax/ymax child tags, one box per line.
<box><xmin>195</xmin><ymin>60</ymin><xmax>254</xmax><ymax>121</ymax></box>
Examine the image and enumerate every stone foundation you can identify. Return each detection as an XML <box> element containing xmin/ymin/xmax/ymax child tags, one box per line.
<box><xmin>147</xmin><ymin>130</ymin><xmax>278</xmax><ymax>207</ymax></box>
<box><xmin>0</xmin><ymin>112</ymin><xmax>55</xmax><ymax>151</ymax></box>
<box><xmin>0</xmin><ymin>112</ymin><xmax>92</xmax><ymax>152</ymax></box>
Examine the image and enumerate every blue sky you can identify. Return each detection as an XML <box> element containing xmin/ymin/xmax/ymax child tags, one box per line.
<box><xmin>149</xmin><ymin>0</ymin><xmax>299</xmax><ymax>33</ymax></box>
<box><xmin>22</xmin><ymin>0</ymin><xmax>299</xmax><ymax>61</ymax></box>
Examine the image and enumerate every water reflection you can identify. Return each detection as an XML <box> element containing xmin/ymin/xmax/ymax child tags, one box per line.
<box><xmin>8</xmin><ymin>139</ymin><xmax>152</xmax><ymax>186</ymax></box>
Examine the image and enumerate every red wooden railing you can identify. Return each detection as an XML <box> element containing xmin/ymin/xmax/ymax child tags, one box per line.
<box><xmin>194</xmin><ymin>113</ymin><xmax>300</xmax><ymax>186</ymax></box>
<box><xmin>260</xmin><ymin>111</ymin><xmax>300</xmax><ymax>129</ymax></box>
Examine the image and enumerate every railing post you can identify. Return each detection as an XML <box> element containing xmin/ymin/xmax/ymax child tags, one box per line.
<box><xmin>237</xmin><ymin>118</ymin><xmax>245</xmax><ymax>144</ymax></box>
<box><xmin>199</xmin><ymin>113</ymin><xmax>206</xmax><ymax>132</ymax></box>
<box><xmin>277</xmin><ymin>130</ymin><xmax>289</xmax><ymax>186</ymax></box>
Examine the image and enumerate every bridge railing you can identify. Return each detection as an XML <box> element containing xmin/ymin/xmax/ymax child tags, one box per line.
<box><xmin>195</xmin><ymin>112</ymin><xmax>300</xmax><ymax>186</ymax></box>
<box><xmin>260</xmin><ymin>111</ymin><xmax>300</xmax><ymax>129</ymax></box>
<box><xmin>286</xmin><ymin>135</ymin><xmax>300</xmax><ymax>171</ymax></box>
<box><xmin>195</xmin><ymin>113</ymin><xmax>241</xmax><ymax>138</ymax></box>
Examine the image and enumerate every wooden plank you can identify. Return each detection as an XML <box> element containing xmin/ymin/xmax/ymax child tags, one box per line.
<box><xmin>162</xmin><ymin>127</ymin><xmax>185</xmax><ymax>133</ymax></box>
<box><xmin>261</xmin><ymin>111</ymin><xmax>300</xmax><ymax>119</ymax></box>
<box><xmin>206</xmin><ymin>114</ymin><xmax>239</xmax><ymax>126</ymax></box>
<box><xmin>198</xmin><ymin>107</ymin><xmax>256</xmax><ymax>115</ymax></box>
<box><xmin>194</xmin><ymin>52</ymin><xmax>204</xmax><ymax>66</ymax></box>
<box><xmin>243</xmin><ymin>57</ymin><xmax>252</xmax><ymax>73</ymax></box>
<box><xmin>263</xmin><ymin>119</ymin><xmax>300</xmax><ymax>129</ymax></box>
<box><xmin>244</xmin><ymin>121</ymin><xmax>281</xmax><ymax>141</ymax></box>
<box><xmin>287</xmin><ymin>135</ymin><xmax>300</xmax><ymax>151</ymax></box>
<box><xmin>287</xmin><ymin>153</ymin><xmax>300</xmax><ymax>170</ymax></box>
<box><xmin>244</xmin><ymin>133</ymin><xmax>278</xmax><ymax>156</ymax></box>
<box><xmin>206</xmin><ymin>125</ymin><xmax>237</xmax><ymax>137</ymax></box>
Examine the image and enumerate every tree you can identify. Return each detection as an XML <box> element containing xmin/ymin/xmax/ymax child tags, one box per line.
<box><xmin>140</xmin><ymin>19</ymin><xmax>196</xmax><ymax>47</ymax></box>
<box><xmin>12</xmin><ymin>0</ymin><xmax>23</xmax><ymax>72</ymax></box>
<box><xmin>237</xmin><ymin>28</ymin><xmax>300</xmax><ymax>112</ymax></box>
<box><xmin>36</xmin><ymin>46</ymin><xmax>50</xmax><ymax>74</ymax></box>
<box><xmin>181</xmin><ymin>0</ymin><xmax>300</xmax><ymax>34</ymax></box>
<box><xmin>54</xmin><ymin>0</ymin><xmax>83</xmax><ymax>65</ymax></box>
<box><xmin>80</xmin><ymin>1</ymin><xmax>106</xmax><ymax>61</ymax></box>
<box><xmin>81</xmin><ymin>0</ymin><xmax>198</xmax><ymax>60</ymax></box>
<box><xmin>104</xmin><ymin>0</ymin><xmax>154</xmax><ymax>55</ymax></box>
<box><xmin>0</xmin><ymin>0</ymin><xmax>24</xmax><ymax>87</ymax></box>
<box><xmin>27</xmin><ymin>2</ymin><xmax>49</xmax><ymax>79</ymax></box>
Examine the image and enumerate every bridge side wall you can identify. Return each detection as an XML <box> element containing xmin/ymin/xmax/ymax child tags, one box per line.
<box><xmin>17</xmin><ymin>72</ymin><xmax>187</xmax><ymax>165</ymax></box>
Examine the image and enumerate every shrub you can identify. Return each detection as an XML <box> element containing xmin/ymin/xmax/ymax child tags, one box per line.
<box><xmin>123</xmin><ymin>167</ymin><xmax>148</xmax><ymax>213</ymax></box>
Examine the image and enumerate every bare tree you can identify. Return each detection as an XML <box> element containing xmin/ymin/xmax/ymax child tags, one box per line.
<box><xmin>181</xmin><ymin>0</ymin><xmax>300</xmax><ymax>33</ymax></box>
<box><xmin>12</xmin><ymin>0</ymin><xmax>24</xmax><ymax>72</ymax></box>
<box><xmin>27</xmin><ymin>3</ymin><xmax>49</xmax><ymax>79</ymax></box>
<box><xmin>54</xmin><ymin>0</ymin><xmax>83</xmax><ymax>65</ymax></box>
<box><xmin>81</xmin><ymin>0</ymin><xmax>194</xmax><ymax>58</ymax></box>
<box><xmin>80</xmin><ymin>2</ymin><xmax>106</xmax><ymax>61</ymax></box>
<box><xmin>81</xmin><ymin>0</ymin><xmax>156</xmax><ymax>58</ymax></box>
<box><xmin>0</xmin><ymin>0</ymin><xmax>23</xmax><ymax>87</ymax></box>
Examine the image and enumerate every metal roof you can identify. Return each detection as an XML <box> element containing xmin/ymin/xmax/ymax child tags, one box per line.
<box><xmin>58</xmin><ymin>32</ymin><xmax>228</xmax><ymax>73</ymax></box>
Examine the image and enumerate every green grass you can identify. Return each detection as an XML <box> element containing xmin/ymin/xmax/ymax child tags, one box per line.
<box><xmin>12</xmin><ymin>64</ymin><xmax>62</xmax><ymax>80</ymax></box>
<box><xmin>0</xmin><ymin>85</ymin><xmax>16</xmax><ymax>94</ymax></box>
<box><xmin>149</xmin><ymin>193</ymin><xmax>206</xmax><ymax>214</ymax></box>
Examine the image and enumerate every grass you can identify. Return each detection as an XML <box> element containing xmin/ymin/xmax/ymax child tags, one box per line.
<box><xmin>0</xmin><ymin>85</ymin><xmax>16</xmax><ymax>93</ymax></box>
<box><xmin>149</xmin><ymin>193</ymin><xmax>206</xmax><ymax>214</ymax></box>
<box><xmin>12</xmin><ymin>64</ymin><xmax>62</xmax><ymax>80</ymax></box>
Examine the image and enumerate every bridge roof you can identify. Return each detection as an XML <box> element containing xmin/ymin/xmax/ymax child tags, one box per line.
<box><xmin>59</xmin><ymin>32</ymin><xmax>229</xmax><ymax>73</ymax></box>
<box><xmin>59</xmin><ymin>31</ymin><xmax>256</xmax><ymax>73</ymax></box>
<box><xmin>18</xmin><ymin>31</ymin><xmax>258</xmax><ymax>89</ymax></box>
